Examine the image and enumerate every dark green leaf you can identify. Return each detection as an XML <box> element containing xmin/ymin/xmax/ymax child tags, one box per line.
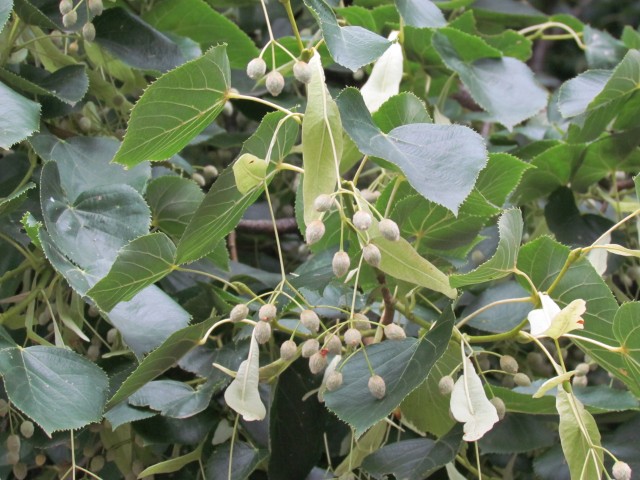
<box><xmin>373</xmin><ymin>92</ymin><xmax>432</xmax><ymax>132</ymax></box>
<box><xmin>471</xmin><ymin>0</ymin><xmax>546</xmax><ymax>27</ymax></box>
<box><xmin>106</xmin><ymin>317</ymin><xmax>217</xmax><ymax>409</ymax></box>
<box><xmin>450</xmin><ymin>209</ymin><xmax>523</xmax><ymax>287</ymax></box>
<box><xmin>0</xmin><ymin>64</ymin><xmax>88</xmax><ymax>105</ymax></box>
<box><xmin>141</xmin><ymin>0</ymin><xmax>259</xmax><ymax>69</ymax></box>
<box><xmin>0</xmin><ymin>346</ymin><xmax>109</xmax><ymax>435</ymax></box>
<box><xmin>0</xmin><ymin>0</ymin><xmax>11</xmax><ymax>33</ymax></box>
<box><xmin>139</xmin><ymin>441</ymin><xmax>204</xmax><ymax>477</ymax></box>
<box><xmin>0</xmin><ymin>183</ymin><xmax>35</xmax><ymax>217</ymax></box>
<box><xmin>113</xmin><ymin>45</ymin><xmax>230</xmax><ymax>167</ymax></box>
<box><xmin>13</xmin><ymin>0</ymin><xmax>92</xmax><ymax>31</ymax></box>
<box><xmin>302</xmin><ymin>0</ymin><xmax>391</xmax><ymax>71</ymax></box>
<box><xmin>206</xmin><ymin>441</ymin><xmax>268</xmax><ymax>480</ymax></box>
<box><xmin>324</xmin><ymin>307</ymin><xmax>454</xmax><ymax>437</ymax></box>
<box><xmin>103</xmin><ymin>402</ymin><xmax>156</xmax><ymax>430</ymax></box>
<box><xmin>0</xmin><ymin>80</ymin><xmax>40</xmax><ymax>149</ymax></box>
<box><xmin>146</xmin><ymin>176</ymin><xmax>204</xmax><ymax>238</ymax></box>
<box><xmin>475</xmin><ymin>153</ymin><xmax>532</xmax><ymax>207</ymax></box>
<box><xmin>87</xmin><ymin>233</ymin><xmax>177</xmax><ymax>312</ymax></box>
<box><xmin>479</xmin><ymin>414</ymin><xmax>555</xmax><ymax>454</ymax></box>
<box><xmin>395</xmin><ymin>0</ymin><xmax>446</xmax><ymax>28</ymax></box>
<box><xmin>38</xmin><ymin>229</ymin><xmax>93</xmax><ymax>296</ymax></box>
<box><xmin>337</xmin><ymin>87</ymin><xmax>487</xmax><ymax>215</ymax></box>
<box><xmin>0</xmin><ymin>325</ymin><xmax>17</xmax><ymax>350</ymax></box>
<box><xmin>433</xmin><ymin>29</ymin><xmax>548</xmax><ymax>129</ymax></box>
<box><xmin>361</xmin><ymin>425</ymin><xmax>462</xmax><ymax>480</ymax></box>
<box><xmin>268</xmin><ymin>359</ymin><xmax>326</xmax><ymax>480</ymax></box>
<box><xmin>462</xmin><ymin>281</ymin><xmax>531</xmax><ymax>333</ymax></box>
<box><xmin>93</xmin><ymin>8</ymin><xmax>185</xmax><ymax>72</ymax></box>
<box><xmin>128</xmin><ymin>379</ymin><xmax>217</xmax><ymax>418</ymax></box>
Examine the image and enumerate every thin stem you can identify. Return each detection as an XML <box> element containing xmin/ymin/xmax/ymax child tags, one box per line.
<box><xmin>227</xmin><ymin>92</ymin><xmax>301</xmax><ymax>119</ymax></box>
<box><xmin>456</xmin><ymin>296</ymin><xmax>532</xmax><ymax>329</ymax></box>
<box><xmin>593</xmin><ymin>208</ymin><xmax>640</xmax><ymax>246</ymax></box>
<box><xmin>276</xmin><ymin>162</ymin><xmax>305</xmax><ymax>174</ymax></box>
<box><xmin>351</xmin><ymin>155</ymin><xmax>369</xmax><ymax>186</ymax></box>
<box><xmin>264</xmin><ymin>182</ymin><xmax>287</xmax><ymax>281</ymax></box>
<box><xmin>563</xmin><ymin>333</ymin><xmax>624</xmax><ymax>352</ymax></box>
<box><xmin>280</xmin><ymin>0</ymin><xmax>304</xmax><ymax>52</ymax></box>
<box><xmin>518</xmin><ymin>21</ymin><xmax>586</xmax><ymax>50</ymax></box>
<box><xmin>466</xmin><ymin>319</ymin><xmax>529</xmax><ymax>344</ymax></box>
<box><xmin>383</xmin><ymin>176</ymin><xmax>403</xmax><ymax>218</ymax></box>
<box><xmin>71</xmin><ymin>430</ymin><xmax>76</xmax><ymax>480</ymax></box>
<box><xmin>228</xmin><ymin>415</ymin><xmax>240</xmax><ymax>480</ymax></box>
<box><xmin>176</xmin><ymin>267</ymin><xmax>240</xmax><ymax>293</ymax></box>
<box><xmin>258</xmin><ymin>0</ymin><xmax>277</xmax><ymax>69</ymax></box>
<box><xmin>546</xmin><ymin>250</ymin><xmax>581</xmax><ymax>295</ymax></box>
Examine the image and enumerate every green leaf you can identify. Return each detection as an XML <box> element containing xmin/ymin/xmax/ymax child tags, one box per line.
<box><xmin>395</xmin><ymin>0</ymin><xmax>446</xmax><ymax>28</ymax></box>
<box><xmin>113</xmin><ymin>45</ymin><xmax>230</xmax><ymax>168</ymax></box>
<box><xmin>450</xmin><ymin>209</ymin><xmax>523</xmax><ymax>287</ymax></box>
<box><xmin>138</xmin><ymin>441</ymin><xmax>204</xmax><ymax>477</ymax></box>
<box><xmin>612</xmin><ymin>303</ymin><xmax>640</xmax><ymax>396</ymax></box>
<box><xmin>93</xmin><ymin>8</ymin><xmax>185</xmax><ymax>72</ymax></box>
<box><xmin>146</xmin><ymin>176</ymin><xmax>204</xmax><ymax>238</ymax></box>
<box><xmin>0</xmin><ymin>64</ymin><xmax>89</xmax><ymax>105</ymax></box>
<box><xmin>13</xmin><ymin>0</ymin><xmax>92</xmax><ymax>31</ymax></box>
<box><xmin>30</xmin><ymin>134</ymin><xmax>151</xmax><ymax>196</ymax></box>
<box><xmin>462</xmin><ymin>281</ymin><xmax>531</xmax><ymax>333</ymax></box>
<box><xmin>141</xmin><ymin>0</ymin><xmax>259</xmax><ymax>69</ymax></box>
<box><xmin>584</xmin><ymin>25</ymin><xmax>628</xmax><ymax>69</ymax></box>
<box><xmin>0</xmin><ymin>346</ymin><xmax>109</xmax><ymax>435</ymax></box>
<box><xmin>206</xmin><ymin>441</ymin><xmax>268</xmax><ymax>480</ymax></box>
<box><xmin>0</xmin><ymin>183</ymin><xmax>35</xmax><ymax>217</ymax></box>
<box><xmin>0</xmin><ymin>80</ymin><xmax>40</xmax><ymax>149</ymax></box>
<box><xmin>87</xmin><ymin>233</ymin><xmax>177</xmax><ymax>312</ymax></box>
<box><xmin>324</xmin><ymin>307</ymin><xmax>454</xmax><ymax>437</ymax></box>
<box><xmin>302</xmin><ymin>0</ymin><xmax>391</xmax><ymax>71</ymax></box>
<box><xmin>334</xmin><ymin>421</ymin><xmax>387</xmax><ymax>476</ymax></box>
<box><xmin>233</xmin><ymin>153</ymin><xmax>268</xmax><ymax>194</ymax></box>
<box><xmin>370</xmin><ymin>233</ymin><xmax>457</xmax><ymax>298</ymax></box>
<box><xmin>479</xmin><ymin>414</ymin><xmax>556</xmax><ymax>454</ymax></box>
<box><xmin>556</xmin><ymin>387</ymin><xmax>603</xmax><ymax>480</ymax></box>
<box><xmin>20</xmin><ymin>212</ymin><xmax>41</xmax><ymax>248</ymax></box>
<box><xmin>557</xmin><ymin>69</ymin><xmax>612</xmax><ymax>118</ymax></box>
<box><xmin>361</xmin><ymin>425</ymin><xmax>463</xmax><ymax>480</ymax></box>
<box><xmin>400</xmin><ymin>341</ymin><xmax>460</xmax><ymax>436</ymax></box>
<box><xmin>0</xmin><ymin>0</ymin><xmax>12</xmax><ymax>33</ymax></box>
<box><xmin>471</xmin><ymin>0</ymin><xmax>546</xmax><ymax>27</ymax></box>
<box><xmin>563</xmin><ymin>50</ymin><xmax>640</xmax><ymax>142</ymax></box>
<box><xmin>268</xmin><ymin>359</ymin><xmax>326</xmax><ymax>480</ymax></box>
<box><xmin>128</xmin><ymin>379</ymin><xmax>217</xmax><ymax>418</ymax></box>
<box><xmin>302</xmin><ymin>52</ymin><xmax>343</xmax><ymax>226</ymax></box>
<box><xmin>432</xmin><ymin>28</ymin><xmax>548</xmax><ymax>129</ymax></box>
<box><xmin>38</xmin><ymin>230</ymin><xmax>93</xmax><ymax>295</ymax></box>
<box><xmin>106</xmin><ymin>317</ymin><xmax>217</xmax><ymax>409</ymax></box>
<box><xmin>475</xmin><ymin>153</ymin><xmax>532</xmax><ymax>207</ymax></box>
<box><xmin>372</xmin><ymin>92</ymin><xmax>432</xmax><ymax>132</ymax></box>
<box><xmin>336</xmin><ymin>87</ymin><xmax>487</xmax><ymax>215</ymax></box>
<box><xmin>176</xmin><ymin>111</ymin><xmax>298</xmax><ymax>264</ymax></box>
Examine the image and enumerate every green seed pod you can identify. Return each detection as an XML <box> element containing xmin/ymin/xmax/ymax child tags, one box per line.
<box><xmin>384</xmin><ymin>323</ymin><xmax>406</xmax><ymax>340</ymax></box>
<box><xmin>258</xmin><ymin>303</ymin><xmax>277</xmax><ymax>322</ymax></box>
<box><xmin>90</xmin><ymin>455</ymin><xmax>105</xmax><ymax>473</ymax></box>
<box><xmin>62</xmin><ymin>10</ymin><xmax>78</xmax><ymax>28</ymax></box>
<box><xmin>332</xmin><ymin>251</ymin><xmax>350</xmax><ymax>277</ymax></box>
<box><xmin>513</xmin><ymin>372</ymin><xmax>531</xmax><ymax>387</ymax></box>
<box><xmin>325</xmin><ymin>371</ymin><xmax>343</xmax><ymax>391</ymax></box>
<box><xmin>368</xmin><ymin>374</ymin><xmax>386</xmax><ymax>399</ymax></box>
<box><xmin>253</xmin><ymin>321</ymin><xmax>271</xmax><ymax>344</ymax></box>
<box><xmin>378</xmin><ymin>218</ymin><xmax>400</xmax><ymax>241</ymax></box>
<box><xmin>246</xmin><ymin>57</ymin><xmax>267</xmax><ymax>80</ymax></box>
<box><xmin>309</xmin><ymin>352</ymin><xmax>327</xmax><ymax>374</ymax></box>
<box><xmin>363</xmin><ymin>244</ymin><xmax>382</xmax><ymax>267</ymax></box>
<box><xmin>302</xmin><ymin>339</ymin><xmax>319</xmax><ymax>358</ymax></box>
<box><xmin>305</xmin><ymin>220</ymin><xmax>325</xmax><ymax>245</ymax></box>
<box><xmin>293</xmin><ymin>61</ymin><xmax>312</xmax><ymax>84</ymax></box>
<box><xmin>499</xmin><ymin>355</ymin><xmax>519</xmax><ymax>374</ymax></box>
<box><xmin>229</xmin><ymin>304</ymin><xmax>249</xmax><ymax>323</ymax></box>
<box><xmin>344</xmin><ymin>328</ymin><xmax>362</xmax><ymax>347</ymax></box>
<box><xmin>438</xmin><ymin>375</ymin><xmax>454</xmax><ymax>395</ymax></box>
<box><xmin>280</xmin><ymin>340</ymin><xmax>297</xmax><ymax>361</ymax></box>
<box><xmin>265</xmin><ymin>71</ymin><xmax>285</xmax><ymax>96</ymax></box>
<box><xmin>490</xmin><ymin>397</ymin><xmax>506</xmax><ymax>420</ymax></box>
<box><xmin>300</xmin><ymin>309</ymin><xmax>320</xmax><ymax>333</ymax></box>
<box><xmin>352</xmin><ymin>210</ymin><xmax>372</xmax><ymax>231</ymax></box>
<box><xmin>82</xmin><ymin>22</ymin><xmax>96</xmax><ymax>42</ymax></box>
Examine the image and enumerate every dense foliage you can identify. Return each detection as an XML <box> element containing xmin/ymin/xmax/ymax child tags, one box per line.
<box><xmin>1</xmin><ymin>0</ymin><xmax>640</xmax><ymax>479</ymax></box>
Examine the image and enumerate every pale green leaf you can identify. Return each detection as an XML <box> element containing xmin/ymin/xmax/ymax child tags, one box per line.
<box><xmin>0</xmin><ymin>80</ymin><xmax>40</xmax><ymax>149</ymax></box>
<box><xmin>87</xmin><ymin>233</ymin><xmax>177</xmax><ymax>312</ymax></box>
<box><xmin>336</xmin><ymin>87</ymin><xmax>487</xmax><ymax>215</ymax></box>
<box><xmin>556</xmin><ymin>387</ymin><xmax>603</xmax><ymax>480</ymax></box>
<box><xmin>302</xmin><ymin>0</ymin><xmax>391</xmax><ymax>71</ymax></box>
<box><xmin>128</xmin><ymin>379</ymin><xmax>217</xmax><ymax>418</ymax></box>
<box><xmin>450</xmin><ymin>209</ymin><xmax>523</xmax><ymax>287</ymax></box>
<box><xmin>113</xmin><ymin>45</ymin><xmax>230</xmax><ymax>168</ymax></box>
<box><xmin>612</xmin><ymin>302</ymin><xmax>640</xmax><ymax>395</ymax></box>
<box><xmin>0</xmin><ymin>346</ymin><xmax>109</xmax><ymax>435</ymax></box>
<box><xmin>334</xmin><ymin>421</ymin><xmax>387</xmax><ymax>476</ymax></box>
<box><xmin>232</xmin><ymin>153</ymin><xmax>267</xmax><ymax>195</ymax></box>
<box><xmin>324</xmin><ymin>307</ymin><xmax>454</xmax><ymax>437</ymax></box>
<box><xmin>138</xmin><ymin>441</ymin><xmax>203</xmax><ymax>478</ymax></box>
<box><xmin>557</xmin><ymin>69</ymin><xmax>612</xmax><ymax>118</ymax></box>
<box><xmin>533</xmin><ymin>372</ymin><xmax>574</xmax><ymax>398</ymax></box>
<box><xmin>224</xmin><ymin>334</ymin><xmax>266</xmax><ymax>421</ymax></box>
<box><xmin>395</xmin><ymin>0</ymin><xmax>446</xmax><ymax>28</ymax></box>
<box><xmin>302</xmin><ymin>52</ymin><xmax>343</xmax><ymax>226</ymax></box>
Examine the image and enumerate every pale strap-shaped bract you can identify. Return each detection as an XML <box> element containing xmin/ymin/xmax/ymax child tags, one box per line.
<box><xmin>450</xmin><ymin>357</ymin><xmax>499</xmax><ymax>442</ymax></box>
<box><xmin>527</xmin><ymin>292</ymin><xmax>585</xmax><ymax>339</ymax></box>
<box><xmin>223</xmin><ymin>332</ymin><xmax>266</xmax><ymax>421</ymax></box>
<box><xmin>360</xmin><ymin>31</ymin><xmax>403</xmax><ymax>113</ymax></box>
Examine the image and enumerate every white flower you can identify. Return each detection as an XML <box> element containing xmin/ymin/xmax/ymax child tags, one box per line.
<box><xmin>527</xmin><ymin>293</ymin><xmax>585</xmax><ymax>339</ymax></box>
<box><xmin>223</xmin><ymin>334</ymin><xmax>266</xmax><ymax>421</ymax></box>
<box><xmin>360</xmin><ymin>31</ymin><xmax>403</xmax><ymax>113</ymax></box>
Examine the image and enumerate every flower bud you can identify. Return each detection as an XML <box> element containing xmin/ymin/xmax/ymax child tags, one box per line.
<box><xmin>325</xmin><ymin>334</ymin><xmax>342</xmax><ymax>355</ymax></box>
<box><xmin>68</xmin><ymin>40</ymin><xmax>79</xmax><ymax>54</ymax></box>
<box><xmin>361</xmin><ymin>189</ymin><xmax>380</xmax><ymax>202</ymax></box>
<box><xmin>62</xmin><ymin>10</ymin><xmax>77</xmax><ymax>28</ymax></box>
<box><xmin>6</xmin><ymin>451</ymin><xmax>19</xmax><ymax>466</ymax></box>
<box><xmin>513</xmin><ymin>372</ymin><xmax>531</xmax><ymax>387</ymax></box>
<box><xmin>332</xmin><ymin>251</ymin><xmax>350</xmax><ymax>277</ymax></box>
<box><xmin>353</xmin><ymin>210</ymin><xmax>372</xmax><ymax>231</ymax></box>
<box><xmin>344</xmin><ymin>328</ymin><xmax>362</xmax><ymax>347</ymax></box>
<box><xmin>353</xmin><ymin>313</ymin><xmax>371</xmax><ymax>330</ymax></box>
<box><xmin>88</xmin><ymin>0</ymin><xmax>103</xmax><ymax>15</ymax></box>
<box><xmin>82</xmin><ymin>22</ymin><xmax>96</xmax><ymax>42</ymax></box>
<box><xmin>12</xmin><ymin>463</ymin><xmax>27</xmax><ymax>480</ymax></box>
<box><xmin>246</xmin><ymin>57</ymin><xmax>266</xmax><ymax>80</ymax></box>
<box><xmin>499</xmin><ymin>355</ymin><xmax>519</xmax><ymax>374</ymax></box>
<box><xmin>438</xmin><ymin>375</ymin><xmax>454</xmax><ymax>395</ymax></box>
<box><xmin>300</xmin><ymin>309</ymin><xmax>320</xmax><ymax>333</ymax></box>
<box><xmin>384</xmin><ymin>323</ymin><xmax>406</xmax><ymax>340</ymax></box>
<box><xmin>302</xmin><ymin>339</ymin><xmax>319</xmax><ymax>358</ymax></box>
<box><xmin>203</xmin><ymin>165</ymin><xmax>219</xmax><ymax>181</ymax></box>
<box><xmin>574</xmin><ymin>362</ymin><xmax>590</xmax><ymax>377</ymax></box>
<box><xmin>572</xmin><ymin>375</ymin><xmax>588</xmax><ymax>388</ymax></box>
<box><xmin>325</xmin><ymin>371</ymin><xmax>343</xmax><ymax>391</ymax></box>
<box><xmin>191</xmin><ymin>172</ymin><xmax>206</xmax><ymax>187</ymax></box>
<box><xmin>19</xmin><ymin>421</ymin><xmax>34</xmax><ymax>439</ymax></box>
<box><xmin>229</xmin><ymin>304</ymin><xmax>249</xmax><ymax>323</ymax></box>
<box><xmin>6</xmin><ymin>434</ymin><xmax>20</xmax><ymax>453</ymax></box>
<box><xmin>293</xmin><ymin>61</ymin><xmax>312</xmax><ymax>84</ymax></box>
<box><xmin>368</xmin><ymin>374</ymin><xmax>386</xmax><ymax>399</ymax></box>
<box><xmin>258</xmin><ymin>303</ymin><xmax>277</xmax><ymax>322</ymax></box>
<box><xmin>35</xmin><ymin>454</ymin><xmax>46</xmax><ymax>466</ymax></box>
<box><xmin>378</xmin><ymin>218</ymin><xmax>400</xmax><ymax>241</ymax></box>
<box><xmin>363</xmin><ymin>244</ymin><xmax>381</xmax><ymax>267</ymax></box>
<box><xmin>253</xmin><ymin>321</ymin><xmax>271</xmax><ymax>344</ymax></box>
<box><xmin>265</xmin><ymin>71</ymin><xmax>285</xmax><ymax>96</ymax></box>
<box><xmin>280</xmin><ymin>340</ymin><xmax>297</xmax><ymax>360</ymax></box>
<box><xmin>313</xmin><ymin>194</ymin><xmax>333</xmax><ymax>212</ymax></box>
<box><xmin>490</xmin><ymin>397</ymin><xmax>506</xmax><ymax>420</ymax></box>
<box><xmin>0</xmin><ymin>398</ymin><xmax>9</xmax><ymax>417</ymax></box>
<box><xmin>612</xmin><ymin>461</ymin><xmax>632</xmax><ymax>480</ymax></box>
<box><xmin>59</xmin><ymin>0</ymin><xmax>73</xmax><ymax>15</ymax></box>
<box><xmin>305</xmin><ymin>220</ymin><xmax>325</xmax><ymax>245</ymax></box>
<box><xmin>309</xmin><ymin>352</ymin><xmax>328</xmax><ymax>374</ymax></box>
